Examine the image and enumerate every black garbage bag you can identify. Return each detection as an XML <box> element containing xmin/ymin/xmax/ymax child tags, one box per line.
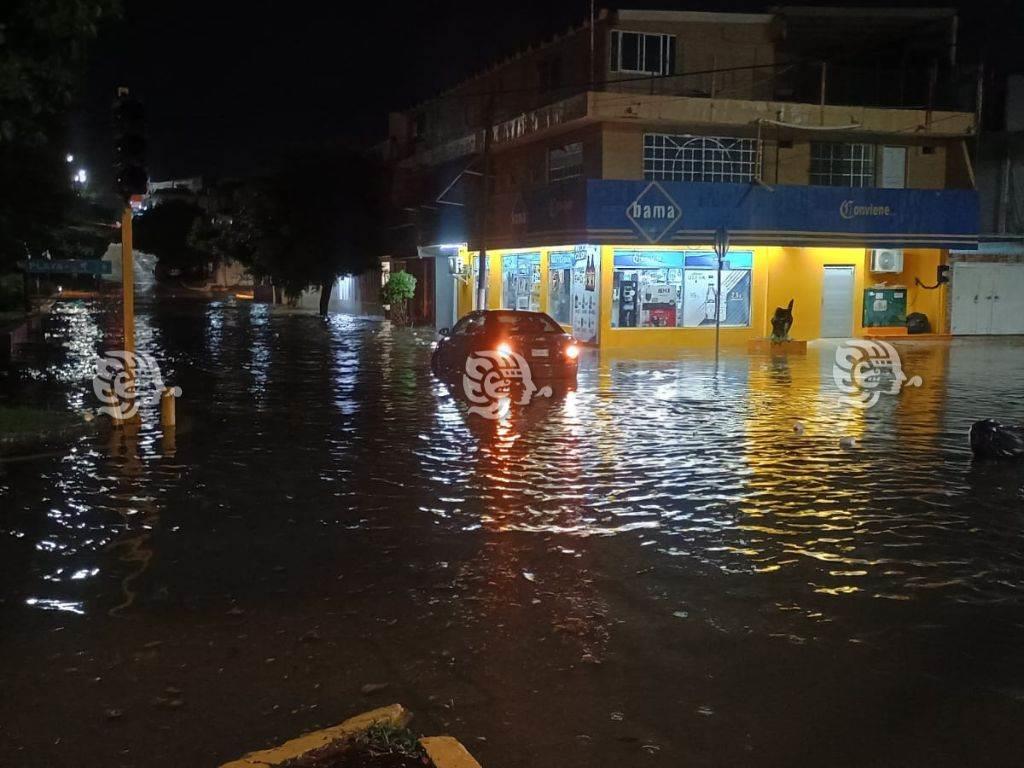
<box><xmin>906</xmin><ymin>312</ymin><xmax>931</xmax><ymax>334</ymax></box>
<box><xmin>970</xmin><ymin>419</ymin><xmax>1024</xmax><ymax>460</ymax></box>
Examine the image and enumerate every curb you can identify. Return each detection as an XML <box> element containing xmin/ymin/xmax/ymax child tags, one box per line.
<box><xmin>0</xmin><ymin>422</ymin><xmax>94</xmax><ymax>455</ymax></box>
<box><xmin>219</xmin><ymin>704</ymin><xmax>409</xmax><ymax>767</ymax></box>
<box><xmin>420</xmin><ymin>736</ymin><xmax>483</xmax><ymax>768</ymax></box>
<box><xmin>219</xmin><ymin>704</ymin><xmax>483</xmax><ymax>768</ymax></box>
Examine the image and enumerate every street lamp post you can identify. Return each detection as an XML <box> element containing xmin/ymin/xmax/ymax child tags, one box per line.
<box><xmin>713</xmin><ymin>227</ymin><xmax>729</xmax><ymax>366</ymax></box>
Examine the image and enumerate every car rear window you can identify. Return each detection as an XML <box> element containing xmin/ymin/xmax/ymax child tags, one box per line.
<box><xmin>491</xmin><ymin>312</ymin><xmax>563</xmax><ymax>334</ymax></box>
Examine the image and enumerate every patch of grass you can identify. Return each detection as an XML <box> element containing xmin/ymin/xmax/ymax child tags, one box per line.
<box><xmin>0</xmin><ymin>406</ymin><xmax>82</xmax><ymax>438</ymax></box>
<box><xmin>299</xmin><ymin>723</ymin><xmax>430</xmax><ymax>768</ymax></box>
<box><xmin>355</xmin><ymin>723</ymin><xmax>426</xmax><ymax>760</ymax></box>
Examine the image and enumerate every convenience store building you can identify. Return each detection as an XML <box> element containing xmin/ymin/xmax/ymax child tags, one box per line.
<box><xmin>447</xmin><ymin>179</ymin><xmax>978</xmax><ymax>348</ymax></box>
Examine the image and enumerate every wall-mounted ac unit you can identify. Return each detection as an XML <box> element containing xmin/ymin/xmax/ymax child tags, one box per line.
<box><xmin>871</xmin><ymin>249</ymin><xmax>904</xmax><ymax>273</ymax></box>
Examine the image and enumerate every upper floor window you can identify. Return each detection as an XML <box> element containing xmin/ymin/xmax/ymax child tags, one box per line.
<box><xmin>610</xmin><ymin>30</ymin><xmax>676</xmax><ymax>76</ymax></box>
<box><xmin>810</xmin><ymin>142</ymin><xmax>875</xmax><ymax>187</ymax></box>
<box><xmin>643</xmin><ymin>134</ymin><xmax>759</xmax><ymax>183</ymax></box>
<box><xmin>549</xmin><ymin>142</ymin><xmax>583</xmax><ymax>182</ymax></box>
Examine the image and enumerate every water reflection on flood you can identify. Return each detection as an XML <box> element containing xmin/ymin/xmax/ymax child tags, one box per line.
<box><xmin>414</xmin><ymin>338</ymin><xmax>1024</xmax><ymax>611</ymax></box>
<box><xmin>6</xmin><ymin>301</ymin><xmax>1023</xmax><ymax>616</ymax></box>
<box><xmin>3</xmin><ymin>299</ymin><xmax>1024</xmax><ymax>765</ymax></box>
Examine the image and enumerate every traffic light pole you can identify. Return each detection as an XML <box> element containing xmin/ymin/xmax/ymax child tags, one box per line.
<box><xmin>121</xmin><ymin>205</ymin><xmax>135</xmax><ymax>354</ymax></box>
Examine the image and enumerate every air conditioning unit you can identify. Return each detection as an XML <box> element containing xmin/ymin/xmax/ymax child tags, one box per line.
<box><xmin>871</xmin><ymin>249</ymin><xmax>904</xmax><ymax>273</ymax></box>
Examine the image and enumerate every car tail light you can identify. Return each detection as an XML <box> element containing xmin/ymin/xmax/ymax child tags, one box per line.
<box><xmin>564</xmin><ymin>343</ymin><xmax>580</xmax><ymax>360</ymax></box>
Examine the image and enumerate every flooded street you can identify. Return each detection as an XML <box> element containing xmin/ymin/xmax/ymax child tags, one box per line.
<box><xmin>3</xmin><ymin>298</ymin><xmax>1024</xmax><ymax>767</ymax></box>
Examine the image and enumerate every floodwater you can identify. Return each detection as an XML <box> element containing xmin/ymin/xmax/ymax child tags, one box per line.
<box><xmin>2</xmin><ymin>298</ymin><xmax>1024</xmax><ymax>768</ymax></box>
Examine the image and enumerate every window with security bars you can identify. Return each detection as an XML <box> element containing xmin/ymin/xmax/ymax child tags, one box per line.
<box><xmin>643</xmin><ymin>134</ymin><xmax>759</xmax><ymax>183</ymax></box>
<box><xmin>810</xmin><ymin>142</ymin><xmax>875</xmax><ymax>187</ymax></box>
<box><xmin>548</xmin><ymin>142</ymin><xmax>583</xmax><ymax>182</ymax></box>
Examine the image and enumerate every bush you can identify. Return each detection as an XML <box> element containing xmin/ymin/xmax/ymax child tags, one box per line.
<box><xmin>381</xmin><ymin>271</ymin><xmax>416</xmax><ymax>325</ymax></box>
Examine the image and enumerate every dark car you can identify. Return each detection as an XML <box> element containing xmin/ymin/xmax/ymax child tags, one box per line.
<box><xmin>431</xmin><ymin>310</ymin><xmax>580</xmax><ymax>381</ymax></box>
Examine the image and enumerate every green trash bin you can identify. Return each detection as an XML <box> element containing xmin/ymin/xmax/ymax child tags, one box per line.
<box><xmin>863</xmin><ymin>287</ymin><xmax>908</xmax><ymax>327</ymax></box>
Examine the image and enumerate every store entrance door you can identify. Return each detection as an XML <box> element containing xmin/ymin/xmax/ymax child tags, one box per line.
<box><xmin>821</xmin><ymin>265</ymin><xmax>855</xmax><ymax>338</ymax></box>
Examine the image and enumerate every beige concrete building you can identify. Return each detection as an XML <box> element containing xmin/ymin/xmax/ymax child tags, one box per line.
<box><xmin>387</xmin><ymin>7</ymin><xmax>984</xmax><ymax>343</ymax></box>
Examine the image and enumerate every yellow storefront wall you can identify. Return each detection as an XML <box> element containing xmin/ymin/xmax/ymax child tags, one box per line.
<box><xmin>879</xmin><ymin>248</ymin><xmax>946</xmax><ymax>332</ymax></box>
<box><xmin>468</xmin><ymin>245</ymin><xmax>946</xmax><ymax>346</ymax></box>
<box><xmin>766</xmin><ymin>246</ymin><xmax>867</xmax><ymax>342</ymax></box>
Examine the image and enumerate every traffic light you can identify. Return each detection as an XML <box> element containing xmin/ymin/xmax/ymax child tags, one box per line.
<box><xmin>113</xmin><ymin>87</ymin><xmax>147</xmax><ymax>202</ymax></box>
<box><xmin>937</xmin><ymin>264</ymin><xmax>951</xmax><ymax>285</ymax></box>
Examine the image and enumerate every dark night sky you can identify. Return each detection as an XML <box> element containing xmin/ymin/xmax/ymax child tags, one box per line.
<box><xmin>71</xmin><ymin>0</ymin><xmax>1024</xmax><ymax>184</ymax></box>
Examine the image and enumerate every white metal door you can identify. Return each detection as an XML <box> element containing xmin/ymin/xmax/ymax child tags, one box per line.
<box><xmin>952</xmin><ymin>263</ymin><xmax>1024</xmax><ymax>334</ymax></box>
<box><xmin>951</xmin><ymin>263</ymin><xmax>985</xmax><ymax>334</ymax></box>
<box><xmin>880</xmin><ymin>146</ymin><xmax>907</xmax><ymax>188</ymax></box>
<box><xmin>821</xmin><ymin>266</ymin><xmax>855</xmax><ymax>338</ymax></box>
<box><xmin>990</xmin><ymin>264</ymin><xmax>1024</xmax><ymax>333</ymax></box>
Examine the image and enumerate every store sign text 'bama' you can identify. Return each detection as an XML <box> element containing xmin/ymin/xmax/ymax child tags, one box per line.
<box><xmin>626</xmin><ymin>182</ymin><xmax>683</xmax><ymax>243</ymax></box>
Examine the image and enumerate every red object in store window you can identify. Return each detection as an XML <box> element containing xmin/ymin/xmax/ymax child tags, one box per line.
<box><xmin>646</xmin><ymin>305</ymin><xmax>676</xmax><ymax>327</ymax></box>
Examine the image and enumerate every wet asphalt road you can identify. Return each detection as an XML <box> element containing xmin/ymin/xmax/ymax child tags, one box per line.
<box><xmin>2</xmin><ymin>298</ymin><xmax>1024</xmax><ymax>767</ymax></box>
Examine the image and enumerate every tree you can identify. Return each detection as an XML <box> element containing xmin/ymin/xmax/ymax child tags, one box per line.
<box><xmin>190</xmin><ymin>147</ymin><xmax>388</xmax><ymax>314</ymax></box>
<box><xmin>187</xmin><ymin>177</ymin><xmax>290</xmax><ymax>289</ymax></box>
<box><xmin>270</xmin><ymin>146</ymin><xmax>387</xmax><ymax>315</ymax></box>
<box><xmin>133</xmin><ymin>199</ymin><xmax>209</xmax><ymax>278</ymax></box>
<box><xmin>0</xmin><ymin>0</ymin><xmax>121</xmax><ymax>271</ymax></box>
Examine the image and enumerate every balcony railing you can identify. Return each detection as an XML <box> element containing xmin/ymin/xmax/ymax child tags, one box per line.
<box><xmin>598</xmin><ymin>60</ymin><xmax>973</xmax><ymax>113</ymax></box>
<box><xmin>409</xmin><ymin>60</ymin><xmax>977</xmax><ymax>162</ymax></box>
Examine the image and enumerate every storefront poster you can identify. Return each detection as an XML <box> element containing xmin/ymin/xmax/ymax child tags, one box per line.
<box><xmin>571</xmin><ymin>245</ymin><xmax>600</xmax><ymax>343</ymax></box>
<box><xmin>641</xmin><ymin>282</ymin><xmax>678</xmax><ymax>327</ymax></box>
<box><xmin>681</xmin><ymin>269</ymin><xmax>751</xmax><ymax>327</ymax></box>
<box><xmin>549</xmin><ymin>251</ymin><xmax>575</xmax><ymax>270</ymax></box>
<box><xmin>502</xmin><ymin>252</ymin><xmax>540</xmax><ymax>311</ymax></box>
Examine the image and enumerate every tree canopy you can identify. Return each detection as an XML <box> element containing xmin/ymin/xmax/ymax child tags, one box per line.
<box><xmin>0</xmin><ymin>0</ymin><xmax>121</xmax><ymax>271</ymax></box>
<box><xmin>198</xmin><ymin>146</ymin><xmax>388</xmax><ymax>313</ymax></box>
<box><xmin>133</xmin><ymin>198</ymin><xmax>208</xmax><ymax>277</ymax></box>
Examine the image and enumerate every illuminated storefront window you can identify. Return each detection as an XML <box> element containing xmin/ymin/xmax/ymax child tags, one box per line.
<box><xmin>611</xmin><ymin>250</ymin><xmax>753</xmax><ymax>328</ymax></box>
<box><xmin>547</xmin><ymin>251</ymin><xmax>574</xmax><ymax>324</ymax></box>
<box><xmin>501</xmin><ymin>252</ymin><xmax>541</xmax><ymax>311</ymax></box>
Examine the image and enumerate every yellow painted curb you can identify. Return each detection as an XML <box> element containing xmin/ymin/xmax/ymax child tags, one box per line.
<box><xmin>219</xmin><ymin>703</ymin><xmax>410</xmax><ymax>767</ymax></box>
<box><xmin>420</xmin><ymin>736</ymin><xmax>483</xmax><ymax>768</ymax></box>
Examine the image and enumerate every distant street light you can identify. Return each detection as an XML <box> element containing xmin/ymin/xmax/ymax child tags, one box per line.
<box><xmin>65</xmin><ymin>153</ymin><xmax>74</xmax><ymax>164</ymax></box>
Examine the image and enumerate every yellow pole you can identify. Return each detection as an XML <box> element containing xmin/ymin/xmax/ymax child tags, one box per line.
<box><xmin>160</xmin><ymin>388</ymin><xmax>176</xmax><ymax>427</ymax></box>
<box><xmin>121</xmin><ymin>206</ymin><xmax>135</xmax><ymax>354</ymax></box>
<box><xmin>114</xmin><ymin>205</ymin><xmax>136</xmax><ymax>426</ymax></box>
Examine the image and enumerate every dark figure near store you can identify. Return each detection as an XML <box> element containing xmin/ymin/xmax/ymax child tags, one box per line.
<box><xmin>970</xmin><ymin>419</ymin><xmax>1024</xmax><ymax>460</ymax></box>
<box><xmin>770</xmin><ymin>299</ymin><xmax>795</xmax><ymax>341</ymax></box>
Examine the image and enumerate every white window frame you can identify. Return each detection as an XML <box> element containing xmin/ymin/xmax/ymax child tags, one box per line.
<box><xmin>610</xmin><ymin>30</ymin><xmax>675</xmax><ymax>76</ymax></box>
<box><xmin>643</xmin><ymin>134</ymin><xmax>760</xmax><ymax>183</ymax></box>
<box><xmin>548</xmin><ymin>142</ymin><xmax>583</xmax><ymax>182</ymax></box>
<box><xmin>810</xmin><ymin>142</ymin><xmax>876</xmax><ymax>188</ymax></box>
